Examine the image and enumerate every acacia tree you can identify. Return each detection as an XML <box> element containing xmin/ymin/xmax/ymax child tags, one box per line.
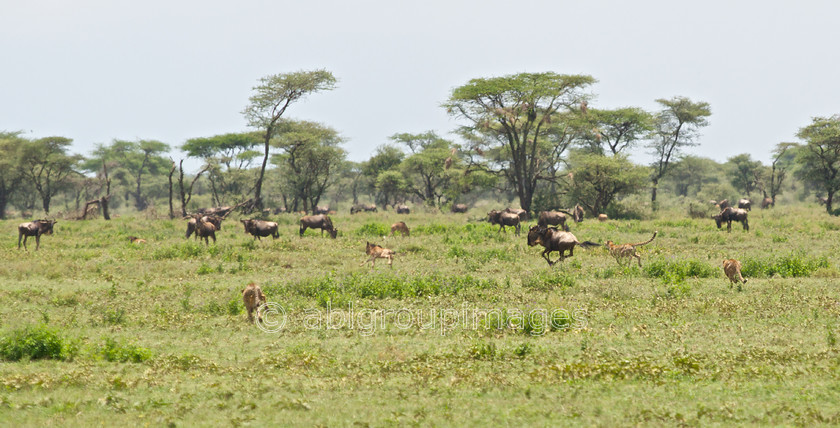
<box><xmin>182</xmin><ymin>132</ymin><xmax>262</xmax><ymax>205</ymax></box>
<box><xmin>243</xmin><ymin>69</ymin><xmax>337</xmax><ymax>211</ymax></box>
<box><xmin>0</xmin><ymin>132</ymin><xmax>25</xmax><ymax>219</ymax></box>
<box><xmin>19</xmin><ymin>136</ymin><xmax>82</xmax><ymax>214</ymax></box>
<box><xmin>580</xmin><ymin>107</ymin><xmax>654</xmax><ymax>155</ymax></box>
<box><xmin>567</xmin><ymin>151</ymin><xmax>649</xmax><ymax>216</ymax></box>
<box><xmin>648</xmin><ymin>96</ymin><xmax>711</xmax><ymax>207</ymax></box>
<box><xmin>445</xmin><ymin>72</ymin><xmax>596</xmax><ymax>212</ymax></box>
<box><xmin>727</xmin><ymin>154</ymin><xmax>764</xmax><ymax>197</ymax></box>
<box><xmin>764</xmin><ymin>142</ymin><xmax>797</xmax><ymax>204</ymax></box>
<box><xmin>271</xmin><ymin>120</ymin><xmax>346</xmax><ymax>212</ymax></box>
<box><xmin>392</xmin><ymin>132</ymin><xmax>462</xmax><ymax>208</ymax></box>
<box><xmin>361</xmin><ymin>145</ymin><xmax>405</xmax><ymax>205</ymax></box>
<box><xmin>794</xmin><ymin>115</ymin><xmax>840</xmax><ymax>214</ymax></box>
<box><xmin>86</xmin><ymin>139</ymin><xmax>170</xmax><ymax>210</ymax></box>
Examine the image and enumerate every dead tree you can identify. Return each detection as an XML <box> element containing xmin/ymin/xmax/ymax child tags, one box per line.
<box><xmin>178</xmin><ymin>160</ymin><xmax>209</xmax><ymax>217</ymax></box>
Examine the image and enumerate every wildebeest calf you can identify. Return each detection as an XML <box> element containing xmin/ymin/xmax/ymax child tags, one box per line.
<box><xmin>186</xmin><ymin>215</ymin><xmax>222</xmax><ymax>239</ymax></box>
<box><xmin>360</xmin><ymin>242</ymin><xmax>395</xmax><ymax>269</ymax></box>
<box><xmin>241</xmin><ymin>219</ymin><xmax>279</xmax><ymax>240</ymax></box>
<box><xmin>390</xmin><ymin>221</ymin><xmax>410</xmax><ymax>237</ymax></box>
<box><xmin>18</xmin><ymin>219</ymin><xmax>56</xmax><ymax>251</ymax></box>
<box><xmin>195</xmin><ymin>217</ymin><xmax>217</xmax><ymax>245</ymax></box>
<box><xmin>242</xmin><ymin>282</ymin><xmax>267</xmax><ymax>323</ymax></box>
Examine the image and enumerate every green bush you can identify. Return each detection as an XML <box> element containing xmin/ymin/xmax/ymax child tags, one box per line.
<box><xmin>354</xmin><ymin>223</ymin><xmax>389</xmax><ymax>237</ymax></box>
<box><xmin>97</xmin><ymin>337</ymin><xmax>152</xmax><ymax>363</ymax></box>
<box><xmin>741</xmin><ymin>254</ymin><xmax>830</xmax><ymax>278</ymax></box>
<box><xmin>644</xmin><ymin>259</ymin><xmax>715</xmax><ymax>284</ymax></box>
<box><xmin>0</xmin><ymin>325</ymin><xmax>74</xmax><ymax>361</ymax></box>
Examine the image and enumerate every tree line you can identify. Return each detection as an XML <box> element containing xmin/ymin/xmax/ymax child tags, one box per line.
<box><xmin>2</xmin><ymin>70</ymin><xmax>839</xmax><ymax>219</ymax></box>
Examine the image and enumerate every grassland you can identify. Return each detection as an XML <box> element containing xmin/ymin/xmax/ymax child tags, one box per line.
<box><xmin>1</xmin><ymin>205</ymin><xmax>840</xmax><ymax>426</ymax></box>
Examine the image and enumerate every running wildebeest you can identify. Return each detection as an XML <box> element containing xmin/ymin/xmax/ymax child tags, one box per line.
<box><xmin>713</xmin><ymin>207</ymin><xmax>749</xmax><ymax>232</ymax></box>
<box><xmin>738</xmin><ymin>198</ymin><xmax>751</xmax><ymax>211</ymax></box>
<box><xmin>527</xmin><ymin>225</ymin><xmax>599</xmax><ymax>266</ymax></box>
<box><xmin>241</xmin><ymin>219</ymin><xmax>280</xmax><ymax>240</ymax></box>
<box><xmin>299</xmin><ymin>214</ymin><xmax>338</xmax><ymax>238</ymax></box>
<box><xmin>17</xmin><ymin>219</ymin><xmax>56</xmax><ymax>251</ymax></box>
<box><xmin>488</xmin><ymin>210</ymin><xmax>521</xmax><ymax>236</ymax></box>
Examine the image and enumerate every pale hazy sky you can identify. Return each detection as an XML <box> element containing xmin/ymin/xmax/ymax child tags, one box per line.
<box><xmin>2</xmin><ymin>0</ymin><xmax>838</xmax><ymax>170</ymax></box>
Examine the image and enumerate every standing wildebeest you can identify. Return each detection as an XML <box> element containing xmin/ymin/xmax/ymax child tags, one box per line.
<box><xmin>396</xmin><ymin>204</ymin><xmax>410</xmax><ymax>214</ymax></box>
<box><xmin>537</xmin><ymin>211</ymin><xmax>570</xmax><ymax>231</ymax></box>
<box><xmin>713</xmin><ymin>207</ymin><xmax>749</xmax><ymax>232</ymax></box>
<box><xmin>241</xmin><ymin>219</ymin><xmax>279</xmax><ymax>240</ymax></box>
<box><xmin>761</xmin><ymin>197</ymin><xmax>774</xmax><ymax>209</ymax></box>
<box><xmin>299</xmin><ymin>214</ymin><xmax>338</xmax><ymax>238</ymax></box>
<box><xmin>195</xmin><ymin>217</ymin><xmax>217</xmax><ymax>245</ymax></box>
<box><xmin>390</xmin><ymin>221</ymin><xmax>410</xmax><ymax>237</ymax></box>
<box><xmin>451</xmin><ymin>203</ymin><xmax>468</xmax><ymax>213</ymax></box>
<box><xmin>738</xmin><ymin>198</ymin><xmax>752</xmax><ymax>211</ymax></box>
<box><xmin>598</xmin><ymin>214</ymin><xmax>608</xmax><ymax>222</ymax></box>
<box><xmin>350</xmin><ymin>203</ymin><xmax>377</xmax><ymax>214</ymax></box>
<box><xmin>716</xmin><ymin>199</ymin><xmax>730</xmax><ymax>210</ymax></box>
<box><xmin>527</xmin><ymin>225</ymin><xmax>599</xmax><ymax>266</ymax></box>
<box><xmin>313</xmin><ymin>206</ymin><xmax>330</xmax><ymax>215</ymax></box>
<box><xmin>17</xmin><ymin>219</ymin><xmax>56</xmax><ymax>251</ymax></box>
<box><xmin>186</xmin><ymin>215</ymin><xmax>222</xmax><ymax>239</ymax></box>
<box><xmin>488</xmin><ymin>210</ymin><xmax>521</xmax><ymax>235</ymax></box>
<box><xmin>505</xmin><ymin>207</ymin><xmax>529</xmax><ymax>221</ymax></box>
<box><xmin>572</xmin><ymin>204</ymin><xmax>585</xmax><ymax>223</ymax></box>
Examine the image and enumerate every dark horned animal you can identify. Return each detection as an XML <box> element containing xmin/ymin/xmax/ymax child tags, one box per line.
<box><xmin>487</xmin><ymin>210</ymin><xmax>521</xmax><ymax>236</ymax></box>
<box><xmin>537</xmin><ymin>211</ymin><xmax>570</xmax><ymax>231</ymax></box>
<box><xmin>713</xmin><ymin>207</ymin><xmax>749</xmax><ymax>232</ymax></box>
<box><xmin>241</xmin><ymin>219</ymin><xmax>279</xmax><ymax>240</ymax></box>
<box><xmin>17</xmin><ymin>219</ymin><xmax>56</xmax><ymax>251</ymax></box>
<box><xmin>527</xmin><ymin>225</ymin><xmax>599</xmax><ymax>266</ymax></box>
<box><xmin>299</xmin><ymin>214</ymin><xmax>338</xmax><ymax>238</ymax></box>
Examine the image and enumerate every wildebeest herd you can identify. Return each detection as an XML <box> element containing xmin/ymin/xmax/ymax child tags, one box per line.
<box><xmin>13</xmin><ymin>199</ymin><xmax>762</xmax><ymax>323</ymax></box>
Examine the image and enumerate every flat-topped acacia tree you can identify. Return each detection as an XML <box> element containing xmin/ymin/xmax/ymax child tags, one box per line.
<box><xmin>444</xmin><ymin>72</ymin><xmax>595</xmax><ymax>213</ymax></box>
<box><xmin>242</xmin><ymin>70</ymin><xmax>337</xmax><ymax>212</ymax></box>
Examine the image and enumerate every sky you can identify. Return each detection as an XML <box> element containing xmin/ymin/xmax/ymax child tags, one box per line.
<box><xmin>2</xmin><ymin>0</ymin><xmax>839</xmax><ymax>171</ymax></box>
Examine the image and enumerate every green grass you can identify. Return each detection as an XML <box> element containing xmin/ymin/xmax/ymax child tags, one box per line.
<box><xmin>1</xmin><ymin>205</ymin><xmax>840</xmax><ymax>425</ymax></box>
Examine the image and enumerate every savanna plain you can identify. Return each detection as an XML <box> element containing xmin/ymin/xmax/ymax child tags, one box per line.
<box><xmin>1</xmin><ymin>205</ymin><xmax>840</xmax><ymax>427</ymax></box>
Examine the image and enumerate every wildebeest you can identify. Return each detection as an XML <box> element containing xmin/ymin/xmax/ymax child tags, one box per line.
<box><xmin>527</xmin><ymin>225</ymin><xmax>599</xmax><ymax>266</ymax></box>
<box><xmin>186</xmin><ymin>215</ymin><xmax>222</xmax><ymax>240</ymax></box>
<box><xmin>451</xmin><ymin>203</ymin><xmax>468</xmax><ymax>213</ymax></box>
<box><xmin>195</xmin><ymin>217</ymin><xmax>217</xmax><ymax>245</ymax></box>
<box><xmin>717</xmin><ymin>199</ymin><xmax>730</xmax><ymax>210</ymax></box>
<box><xmin>128</xmin><ymin>236</ymin><xmax>146</xmax><ymax>244</ymax></box>
<box><xmin>598</xmin><ymin>214</ymin><xmax>608</xmax><ymax>222</ymax></box>
<box><xmin>17</xmin><ymin>219</ymin><xmax>56</xmax><ymax>251</ymax></box>
<box><xmin>713</xmin><ymin>207</ymin><xmax>749</xmax><ymax>232</ymax></box>
<box><xmin>504</xmin><ymin>207</ymin><xmax>529</xmax><ymax>221</ymax></box>
<box><xmin>360</xmin><ymin>242</ymin><xmax>395</xmax><ymax>269</ymax></box>
<box><xmin>537</xmin><ymin>211</ymin><xmax>570</xmax><ymax>231</ymax></box>
<box><xmin>488</xmin><ymin>210</ymin><xmax>521</xmax><ymax>235</ymax></box>
<box><xmin>573</xmin><ymin>204</ymin><xmax>584</xmax><ymax>223</ymax></box>
<box><xmin>738</xmin><ymin>198</ymin><xmax>751</xmax><ymax>211</ymax></box>
<box><xmin>390</xmin><ymin>221</ymin><xmax>410</xmax><ymax>237</ymax></box>
<box><xmin>396</xmin><ymin>204</ymin><xmax>410</xmax><ymax>214</ymax></box>
<box><xmin>198</xmin><ymin>206</ymin><xmax>232</xmax><ymax>217</ymax></box>
<box><xmin>350</xmin><ymin>203</ymin><xmax>377</xmax><ymax>214</ymax></box>
<box><xmin>761</xmin><ymin>197</ymin><xmax>774</xmax><ymax>209</ymax></box>
<box><xmin>313</xmin><ymin>206</ymin><xmax>330</xmax><ymax>215</ymax></box>
<box><xmin>242</xmin><ymin>282</ymin><xmax>267</xmax><ymax>323</ymax></box>
<box><xmin>241</xmin><ymin>219</ymin><xmax>279</xmax><ymax>240</ymax></box>
<box><xmin>299</xmin><ymin>214</ymin><xmax>338</xmax><ymax>238</ymax></box>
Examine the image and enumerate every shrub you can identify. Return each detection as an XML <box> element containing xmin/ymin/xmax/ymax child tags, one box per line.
<box><xmin>354</xmin><ymin>223</ymin><xmax>389</xmax><ymax>237</ymax></box>
<box><xmin>0</xmin><ymin>325</ymin><xmax>74</xmax><ymax>361</ymax></box>
<box><xmin>741</xmin><ymin>254</ymin><xmax>830</xmax><ymax>278</ymax></box>
<box><xmin>97</xmin><ymin>337</ymin><xmax>152</xmax><ymax>363</ymax></box>
<box><xmin>644</xmin><ymin>258</ymin><xmax>715</xmax><ymax>284</ymax></box>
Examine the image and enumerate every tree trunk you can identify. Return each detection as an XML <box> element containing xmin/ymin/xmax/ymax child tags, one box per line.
<box><xmin>0</xmin><ymin>189</ymin><xmax>9</xmax><ymax>220</ymax></box>
<box><xmin>827</xmin><ymin>190</ymin><xmax>834</xmax><ymax>215</ymax></box>
<box><xmin>42</xmin><ymin>195</ymin><xmax>51</xmax><ymax>215</ymax></box>
<box><xmin>253</xmin><ymin>131</ymin><xmax>270</xmax><ymax>212</ymax></box>
<box><xmin>650</xmin><ymin>178</ymin><xmax>659</xmax><ymax>208</ymax></box>
<box><xmin>101</xmin><ymin>195</ymin><xmax>111</xmax><ymax>220</ymax></box>
<box><xmin>168</xmin><ymin>162</ymin><xmax>177</xmax><ymax>219</ymax></box>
